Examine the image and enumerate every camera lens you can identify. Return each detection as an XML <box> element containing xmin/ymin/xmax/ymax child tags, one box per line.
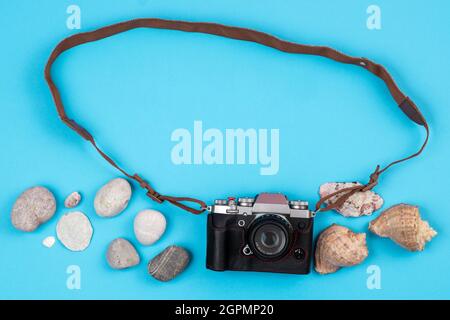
<box><xmin>252</xmin><ymin>219</ymin><xmax>288</xmax><ymax>258</ymax></box>
<box><xmin>254</xmin><ymin>224</ymin><xmax>286</xmax><ymax>256</ymax></box>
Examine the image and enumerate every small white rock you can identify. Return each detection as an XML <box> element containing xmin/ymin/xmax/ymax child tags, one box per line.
<box><xmin>64</xmin><ymin>191</ymin><xmax>81</xmax><ymax>208</ymax></box>
<box><xmin>134</xmin><ymin>209</ymin><xmax>166</xmax><ymax>245</ymax></box>
<box><xmin>56</xmin><ymin>211</ymin><xmax>93</xmax><ymax>251</ymax></box>
<box><xmin>94</xmin><ymin>178</ymin><xmax>132</xmax><ymax>218</ymax></box>
<box><xmin>42</xmin><ymin>236</ymin><xmax>56</xmax><ymax>248</ymax></box>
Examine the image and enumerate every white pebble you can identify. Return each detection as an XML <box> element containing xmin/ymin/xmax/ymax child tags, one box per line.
<box><xmin>56</xmin><ymin>211</ymin><xmax>93</xmax><ymax>251</ymax></box>
<box><xmin>134</xmin><ymin>209</ymin><xmax>166</xmax><ymax>245</ymax></box>
<box><xmin>42</xmin><ymin>236</ymin><xmax>56</xmax><ymax>248</ymax></box>
<box><xmin>94</xmin><ymin>178</ymin><xmax>131</xmax><ymax>218</ymax></box>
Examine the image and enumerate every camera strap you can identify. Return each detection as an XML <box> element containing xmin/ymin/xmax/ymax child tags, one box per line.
<box><xmin>45</xmin><ymin>18</ymin><xmax>429</xmax><ymax>215</ymax></box>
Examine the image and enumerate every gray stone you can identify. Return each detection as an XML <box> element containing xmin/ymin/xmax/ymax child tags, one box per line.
<box><xmin>11</xmin><ymin>186</ymin><xmax>56</xmax><ymax>232</ymax></box>
<box><xmin>107</xmin><ymin>238</ymin><xmax>140</xmax><ymax>269</ymax></box>
<box><xmin>94</xmin><ymin>178</ymin><xmax>131</xmax><ymax>218</ymax></box>
<box><xmin>148</xmin><ymin>246</ymin><xmax>190</xmax><ymax>282</ymax></box>
<box><xmin>64</xmin><ymin>191</ymin><xmax>81</xmax><ymax>208</ymax></box>
<box><xmin>56</xmin><ymin>211</ymin><xmax>93</xmax><ymax>251</ymax></box>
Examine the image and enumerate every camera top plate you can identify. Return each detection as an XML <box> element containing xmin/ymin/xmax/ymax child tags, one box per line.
<box><xmin>208</xmin><ymin>193</ymin><xmax>314</xmax><ymax>219</ymax></box>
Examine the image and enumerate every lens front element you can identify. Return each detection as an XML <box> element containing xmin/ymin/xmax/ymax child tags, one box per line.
<box><xmin>254</xmin><ymin>223</ymin><xmax>287</xmax><ymax>256</ymax></box>
<box><xmin>248</xmin><ymin>214</ymin><xmax>293</xmax><ymax>259</ymax></box>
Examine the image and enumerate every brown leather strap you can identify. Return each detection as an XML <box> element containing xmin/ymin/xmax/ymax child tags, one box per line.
<box><xmin>44</xmin><ymin>18</ymin><xmax>429</xmax><ymax>214</ymax></box>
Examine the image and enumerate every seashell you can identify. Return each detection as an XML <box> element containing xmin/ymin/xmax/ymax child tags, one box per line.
<box><xmin>94</xmin><ymin>178</ymin><xmax>131</xmax><ymax>218</ymax></box>
<box><xmin>319</xmin><ymin>182</ymin><xmax>383</xmax><ymax>217</ymax></box>
<box><xmin>134</xmin><ymin>209</ymin><xmax>167</xmax><ymax>245</ymax></box>
<box><xmin>369</xmin><ymin>204</ymin><xmax>437</xmax><ymax>251</ymax></box>
<box><xmin>148</xmin><ymin>246</ymin><xmax>190</xmax><ymax>282</ymax></box>
<box><xmin>56</xmin><ymin>211</ymin><xmax>93</xmax><ymax>251</ymax></box>
<box><xmin>11</xmin><ymin>186</ymin><xmax>56</xmax><ymax>232</ymax></box>
<box><xmin>64</xmin><ymin>191</ymin><xmax>81</xmax><ymax>208</ymax></box>
<box><xmin>315</xmin><ymin>224</ymin><xmax>369</xmax><ymax>274</ymax></box>
<box><xmin>106</xmin><ymin>238</ymin><xmax>140</xmax><ymax>270</ymax></box>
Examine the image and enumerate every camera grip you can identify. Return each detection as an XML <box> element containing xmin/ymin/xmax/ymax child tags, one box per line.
<box><xmin>206</xmin><ymin>214</ymin><xmax>228</xmax><ymax>271</ymax></box>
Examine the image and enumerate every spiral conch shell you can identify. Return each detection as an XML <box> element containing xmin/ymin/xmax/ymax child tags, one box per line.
<box><xmin>314</xmin><ymin>224</ymin><xmax>369</xmax><ymax>275</ymax></box>
<box><xmin>369</xmin><ymin>204</ymin><xmax>437</xmax><ymax>251</ymax></box>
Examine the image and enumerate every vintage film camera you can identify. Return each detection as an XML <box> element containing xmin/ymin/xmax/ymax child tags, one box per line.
<box><xmin>207</xmin><ymin>193</ymin><xmax>314</xmax><ymax>274</ymax></box>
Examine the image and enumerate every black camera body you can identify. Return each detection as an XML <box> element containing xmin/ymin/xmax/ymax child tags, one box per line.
<box><xmin>206</xmin><ymin>193</ymin><xmax>314</xmax><ymax>275</ymax></box>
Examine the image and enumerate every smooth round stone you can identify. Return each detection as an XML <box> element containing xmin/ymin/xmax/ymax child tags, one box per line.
<box><xmin>64</xmin><ymin>191</ymin><xmax>81</xmax><ymax>208</ymax></box>
<box><xmin>134</xmin><ymin>209</ymin><xmax>166</xmax><ymax>245</ymax></box>
<box><xmin>106</xmin><ymin>238</ymin><xmax>140</xmax><ymax>270</ymax></box>
<box><xmin>148</xmin><ymin>246</ymin><xmax>190</xmax><ymax>282</ymax></box>
<box><xmin>94</xmin><ymin>178</ymin><xmax>131</xmax><ymax>218</ymax></box>
<box><xmin>56</xmin><ymin>211</ymin><xmax>93</xmax><ymax>251</ymax></box>
<box><xmin>11</xmin><ymin>186</ymin><xmax>56</xmax><ymax>232</ymax></box>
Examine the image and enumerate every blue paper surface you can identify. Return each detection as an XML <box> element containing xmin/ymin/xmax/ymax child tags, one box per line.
<box><xmin>0</xmin><ymin>0</ymin><xmax>449</xmax><ymax>299</ymax></box>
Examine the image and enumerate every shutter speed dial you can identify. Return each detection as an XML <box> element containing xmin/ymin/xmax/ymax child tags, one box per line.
<box><xmin>238</xmin><ymin>197</ymin><xmax>255</xmax><ymax>207</ymax></box>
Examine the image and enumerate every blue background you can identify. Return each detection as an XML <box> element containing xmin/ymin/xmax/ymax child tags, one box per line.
<box><xmin>0</xmin><ymin>0</ymin><xmax>449</xmax><ymax>299</ymax></box>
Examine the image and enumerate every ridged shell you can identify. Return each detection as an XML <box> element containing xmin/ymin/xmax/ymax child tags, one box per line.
<box><xmin>314</xmin><ymin>224</ymin><xmax>368</xmax><ymax>275</ymax></box>
<box><xmin>369</xmin><ymin>204</ymin><xmax>437</xmax><ymax>251</ymax></box>
<box><xmin>319</xmin><ymin>182</ymin><xmax>384</xmax><ymax>217</ymax></box>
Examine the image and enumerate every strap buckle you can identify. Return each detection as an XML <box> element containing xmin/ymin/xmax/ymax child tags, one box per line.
<box><xmin>133</xmin><ymin>174</ymin><xmax>164</xmax><ymax>204</ymax></box>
